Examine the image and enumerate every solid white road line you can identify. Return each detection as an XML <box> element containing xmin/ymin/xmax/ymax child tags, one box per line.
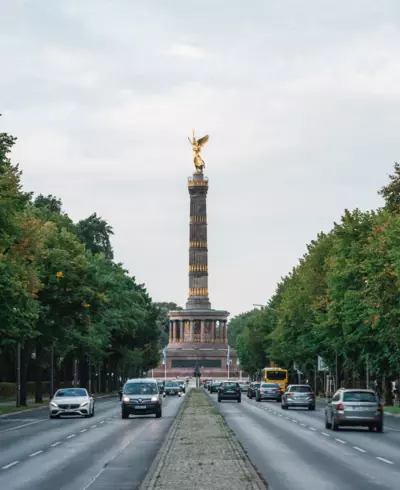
<box><xmin>1</xmin><ymin>461</ymin><xmax>19</xmax><ymax>470</ymax></box>
<box><xmin>0</xmin><ymin>419</ymin><xmax>44</xmax><ymax>434</ymax></box>
<box><xmin>29</xmin><ymin>450</ymin><xmax>43</xmax><ymax>457</ymax></box>
<box><xmin>353</xmin><ymin>446</ymin><xmax>366</xmax><ymax>453</ymax></box>
<box><xmin>376</xmin><ymin>457</ymin><xmax>394</xmax><ymax>465</ymax></box>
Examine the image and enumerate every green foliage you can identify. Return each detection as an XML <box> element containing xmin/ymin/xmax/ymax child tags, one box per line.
<box><xmin>230</xmin><ymin>163</ymin><xmax>400</xmax><ymax>393</ymax></box>
<box><xmin>0</xmin><ymin>130</ymin><xmax>164</xmax><ymax>394</ymax></box>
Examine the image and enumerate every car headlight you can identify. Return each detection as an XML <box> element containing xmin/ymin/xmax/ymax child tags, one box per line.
<box><xmin>151</xmin><ymin>396</ymin><xmax>158</xmax><ymax>402</ymax></box>
<box><xmin>80</xmin><ymin>401</ymin><xmax>89</xmax><ymax>407</ymax></box>
<box><xmin>123</xmin><ymin>396</ymin><xmax>130</xmax><ymax>403</ymax></box>
<box><xmin>50</xmin><ymin>402</ymin><xmax>58</xmax><ymax>408</ymax></box>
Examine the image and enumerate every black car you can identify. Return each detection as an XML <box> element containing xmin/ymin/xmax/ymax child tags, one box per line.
<box><xmin>218</xmin><ymin>381</ymin><xmax>241</xmax><ymax>403</ymax></box>
<box><xmin>210</xmin><ymin>381</ymin><xmax>221</xmax><ymax>393</ymax></box>
<box><xmin>121</xmin><ymin>379</ymin><xmax>162</xmax><ymax>419</ymax></box>
<box><xmin>247</xmin><ymin>382</ymin><xmax>261</xmax><ymax>399</ymax></box>
<box><xmin>163</xmin><ymin>381</ymin><xmax>182</xmax><ymax>396</ymax></box>
<box><xmin>176</xmin><ymin>380</ymin><xmax>186</xmax><ymax>393</ymax></box>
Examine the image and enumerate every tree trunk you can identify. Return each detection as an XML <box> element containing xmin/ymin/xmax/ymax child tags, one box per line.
<box><xmin>79</xmin><ymin>356</ymin><xmax>89</xmax><ymax>389</ymax></box>
<box><xmin>35</xmin><ymin>344</ymin><xmax>43</xmax><ymax>403</ymax></box>
<box><xmin>20</xmin><ymin>343</ymin><xmax>30</xmax><ymax>406</ymax></box>
<box><xmin>384</xmin><ymin>376</ymin><xmax>393</xmax><ymax>406</ymax></box>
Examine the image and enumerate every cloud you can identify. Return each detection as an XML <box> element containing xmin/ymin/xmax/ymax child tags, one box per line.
<box><xmin>163</xmin><ymin>43</ymin><xmax>207</xmax><ymax>59</ymax></box>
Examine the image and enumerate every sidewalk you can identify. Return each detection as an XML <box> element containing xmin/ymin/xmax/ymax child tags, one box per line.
<box><xmin>142</xmin><ymin>388</ymin><xmax>267</xmax><ymax>490</ymax></box>
<box><xmin>0</xmin><ymin>397</ymin><xmax>49</xmax><ymax>407</ymax></box>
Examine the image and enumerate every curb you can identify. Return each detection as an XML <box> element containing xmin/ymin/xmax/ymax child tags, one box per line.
<box><xmin>139</xmin><ymin>390</ymin><xmax>190</xmax><ymax>490</ymax></box>
<box><xmin>0</xmin><ymin>393</ymin><xmax>117</xmax><ymax>418</ymax></box>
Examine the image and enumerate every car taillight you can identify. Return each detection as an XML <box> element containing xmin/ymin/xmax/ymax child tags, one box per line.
<box><xmin>307</xmin><ymin>393</ymin><xmax>314</xmax><ymax>397</ymax></box>
<box><xmin>275</xmin><ymin>390</ymin><xmax>281</xmax><ymax>393</ymax></box>
<box><xmin>377</xmin><ymin>404</ymin><xmax>383</xmax><ymax>413</ymax></box>
<box><xmin>287</xmin><ymin>392</ymin><xmax>294</xmax><ymax>396</ymax></box>
<box><xmin>220</xmin><ymin>387</ymin><xmax>224</xmax><ymax>391</ymax></box>
<box><xmin>236</xmin><ymin>388</ymin><xmax>240</xmax><ymax>392</ymax></box>
<box><xmin>336</xmin><ymin>403</ymin><xmax>344</xmax><ymax>411</ymax></box>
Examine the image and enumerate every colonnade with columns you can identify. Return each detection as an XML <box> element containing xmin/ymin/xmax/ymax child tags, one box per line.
<box><xmin>168</xmin><ymin>319</ymin><xmax>228</xmax><ymax>344</ymax></box>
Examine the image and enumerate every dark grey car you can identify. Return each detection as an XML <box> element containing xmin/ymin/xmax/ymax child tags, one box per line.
<box><xmin>325</xmin><ymin>389</ymin><xmax>383</xmax><ymax>432</ymax></box>
<box><xmin>281</xmin><ymin>384</ymin><xmax>315</xmax><ymax>410</ymax></box>
<box><xmin>256</xmin><ymin>383</ymin><xmax>282</xmax><ymax>402</ymax></box>
<box><xmin>121</xmin><ymin>379</ymin><xmax>162</xmax><ymax>419</ymax></box>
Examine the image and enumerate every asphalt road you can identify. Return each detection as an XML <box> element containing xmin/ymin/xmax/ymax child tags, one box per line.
<box><xmin>0</xmin><ymin>393</ymin><xmax>184</xmax><ymax>490</ymax></box>
<box><xmin>210</xmin><ymin>391</ymin><xmax>400</xmax><ymax>490</ymax></box>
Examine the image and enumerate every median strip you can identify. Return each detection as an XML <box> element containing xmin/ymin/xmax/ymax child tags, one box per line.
<box><xmin>143</xmin><ymin>388</ymin><xmax>267</xmax><ymax>489</ymax></box>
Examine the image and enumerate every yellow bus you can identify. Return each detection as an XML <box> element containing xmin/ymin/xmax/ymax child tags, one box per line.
<box><xmin>263</xmin><ymin>367</ymin><xmax>288</xmax><ymax>391</ymax></box>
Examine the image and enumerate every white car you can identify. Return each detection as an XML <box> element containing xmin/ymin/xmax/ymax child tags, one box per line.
<box><xmin>49</xmin><ymin>388</ymin><xmax>95</xmax><ymax>419</ymax></box>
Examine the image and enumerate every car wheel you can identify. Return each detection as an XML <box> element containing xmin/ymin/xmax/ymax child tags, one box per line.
<box><xmin>376</xmin><ymin>422</ymin><xmax>383</xmax><ymax>433</ymax></box>
<box><xmin>308</xmin><ymin>405</ymin><xmax>315</xmax><ymax>411</ymax></box>
<box><xmin>156</xmin><ymin>409</ymin><xmax>162</xmax><ymax>418</ymax></box>
<box><xmin>332</xmin><ymin>418</ymin><xmax>339</xmax><ymax>431</ymax></box>
<box><xmin>91</xmin><ymin>406</ymin><xmax>95</xmax><ymax>417</ymax></box>
<box><xmin>256</xmin><ymin>395</ymin><xmax>260</xmax><ymax>402</ymax></box>
<box><xmin>281</xmin><ymin>403</ymin><xmax>288</xmax><ymax>410</ymax></box>
<box><xmin>121</xmin><ymin>410</ymin><xmax>129</xmax><ymax>419</ymax></box>
<box><xmin>325</xmin><ymin>415</ymin><xmax>332</xmax><ymax>430</ymax></box>
<box><xmin>49</xmin><ymin>414</ymin><xmax>57</xmax><ymax>419</ymax></box>
<box><xmin>276</xmin><ymin>399</ymin><xmax>281</xmax><ymax>403</ymax></box>
<box><xmin>218</xmin><ymin>397</ymin><xmax>221</xmax><ymax>403</ymax></box>
<box><xmin>237</xmin><ymin>398</ymin><xmax>241</xmax><ymax>403</ymax></box>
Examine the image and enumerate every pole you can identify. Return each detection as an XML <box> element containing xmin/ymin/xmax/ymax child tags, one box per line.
<box><xmin>50</xmin><ymin>345</ymin><xmax>54</xmax><ymax>398</ymax></box>
<box><xmin>164</xmin><ymin>359</ymin><xmax>166</xmax><ymax>382</ymax></box>
<box><xmin>314</xmin><ymin>367</ymin><xmax>317</xmax><ymax>395</ymax></box>
<box><xmin>366</xmin><ymin>355</ymin><xmax>369</xmax><ymax>389</ymax></box>
<box><xmin>335</xmin><ymin>351</ymin><xmax>338</xmax><ymax>392</ymax></box>
<box><xmin>73</xmin><ymin>359</ymin><xmax>78</xmax><ymax>387</ymax></box>
<box><xmin>151</xmin><ymin>369</ymin><xmax>154</xmax><ymax>379</ymax></box>
<box><xmin>88</xmin><ymin>356</ymin><xmax>92</xmax><ymax>394</ymax></box>
<box><xmin>16</xmin><ymin>342</ymin><xmax>21</xmax><ymax>407</ymax></box>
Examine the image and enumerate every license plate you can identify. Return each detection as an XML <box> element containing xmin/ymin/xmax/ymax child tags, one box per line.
<box><xmin>134</xmin><ymin>406</ymin><xmax>146</xmax><ymax>409</ymax></box>
<box><xmin>352</xmin><ymin>407</ymin><xmax>364</xmax><ymax>411</ymax></box>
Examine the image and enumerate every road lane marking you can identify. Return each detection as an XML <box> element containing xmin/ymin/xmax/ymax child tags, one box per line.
<box><xmin>309</xmin><ymin>427</ymin><xmax>316</xmax><ymax>431</ymax></box>
<box><xmin>291</xmin><ymin>420</ymin><xmax>298</xmax><ymax>423</ymax></box>
<box><xmin>0</xmin><ymin>419</ymin><xmax>44</xmax><ymax>434</ymax></box>
<box><xmin>80</xmin><ymin>429</ymin><xmax>87</xmax><ymax>433</ymax></box>
<box><xmin>376</xmin><ymin>457</ymin><xmax>394</xmax><ymax>465</ymax></box>
<box><xmin>300</xmin><ymin>423</ymin><xmax>306</xmax><ymax>427</ymax></box>
<box><xmin>335</xmin><ymin>438</ymin><xmax>346</xmax><ymax>444</ymax></box>
<box><xmin>1</xmin><ymin>461</ymin><xmax>19</xmax><ymax>470</ymax></box>
<box><xmin>284</xmin><ymin>416</ymin><xmax>290</xmax><ymax>419</ymax></box>
<box><xmin>100</xmin><ymin>421</ymin><xmax>105</xmax><ymax>424</ymax></box>
<box><xmin>29</xmin><ymin>450</ymin><xmax>43</xmax><ymax>457</ymax></box>
<box><xmin>66</xmin><ymin>434</ymin><xmax>76</xmax><ymax>439</ymax></box>
<box><xmin>386</xmin><ymin>426</ymin><xmax>400</xmax><ymax>432</ymax></box>
<box><xmin>91</xmin><ymin>425</ymin><xmax>97</xmax><ymax>428</ymax></box>
<box><xmin>50</xmin><ymin>441</ymin><xmax>61</xmax><ymax>447</ymax></box>
<box><xmin>321</xmin><ymin>432</ymin><xmax>330</xmax><ymax>437</ymax></box>
<box><xmin>353</xmin><ymin>446</ymin><xmax>366</xmax><ymax>453</ymax></box>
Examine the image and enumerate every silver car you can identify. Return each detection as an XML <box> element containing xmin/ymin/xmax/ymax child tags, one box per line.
<box><xmin>49</xmin><ymin>388</ymin><xmax>94</xmax><ymax>419</ymax></box>
<box><xmin>281</xmin><ymin>384</ymin><xmax>315</xmax><ymax>410</ymax></box>
<box><xmin>325</xmin><ymin>389</ymin><xmax>383</xmax><ymax>432</ymax></box>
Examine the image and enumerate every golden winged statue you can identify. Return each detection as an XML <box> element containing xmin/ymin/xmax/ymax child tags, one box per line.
<box><xmin>188</xmin><ymin>129</ymin><xmax>209</xmax><ymax>172</ymax></box>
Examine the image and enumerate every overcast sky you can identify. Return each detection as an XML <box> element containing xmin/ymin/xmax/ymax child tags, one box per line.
<box><xmin>1</xmin><ymin>1</ymin><xmax>400</xmax><ymax>317</ymax></box>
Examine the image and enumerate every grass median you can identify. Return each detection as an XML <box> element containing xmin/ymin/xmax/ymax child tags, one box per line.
<box><xmin>384</xmin><ymin>406</ymin><xmax>400</xmax><ymax>414</ymax></box>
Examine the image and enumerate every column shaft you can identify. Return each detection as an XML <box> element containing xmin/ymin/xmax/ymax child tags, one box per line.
<box><xmin>173</xmin><ymin>321</ymin><xmax>177</xmax><ymax>342</ymax></box>
<box><xmin>211</xmin><ymin>321</ymin><xmax>215</xmax><ymax>343</ymax></box>
<box><xmin>189</xmin><ymin>320</ymin><xmax>194</xmax><ymax>342</ymax></box>
<box><xmin>169</xmin><ymin>322</ymin><xmax>172</xmax><ymax>343</ymax></box>
<box><xmin>200</xmin><ymin>320</ymin><xmax>205</xmax><ymax>343</ymax></box>
<box><xmin>180</xmin><ymin>321</ymin><xmax>184</xmax><ymax>342</ymax></box>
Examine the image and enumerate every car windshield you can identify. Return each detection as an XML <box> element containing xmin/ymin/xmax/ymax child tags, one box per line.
<box><xmin>222</xmin><ymin>382</ymin><xmax>238</xmax><ymax>388</ymax></box>
<box><xmin>261</xmin><ymin>383</ymin><xmax>278</xmax><ymax>388</ymax></box>
<box><xmin>54</xmin><ymin>389</ymin><xmax>87</xmax><ymax>397</ymax></box>
<box><xmin>343</xmin><ymin>391</ymin><xmax>377</xmax><ymax>403</ymax></box>
<box><xmin>289</xmin><ymin>386</ymin><xmax>312</xmax><ymax>392</ymax></box>
<box><xmin>253</xmin><ymin>383</ymin><xmax>261</xmax><ymax>388</ymax></box>
<box><xmin>124</xmin><ymin>383</ymin><xmax>158</xmax><ymax>395</ymax></box>
<box><xmin>165</xmin><ymin>382</ymin><xmax>179</xmax><ymax>387</ymax></box>
<box><xmin>266</xmin><ymin>371</ymin><xmax>286</xmax><ymax>380</ymax></box>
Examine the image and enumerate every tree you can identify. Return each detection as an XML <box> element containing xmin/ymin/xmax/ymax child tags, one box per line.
<box><xmin>76</xmin><ymin>213</ymin><xmax>114</xmax><ymax>260</ymax></box>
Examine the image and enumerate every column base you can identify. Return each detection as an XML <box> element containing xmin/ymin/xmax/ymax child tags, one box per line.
<box><xmin>186</xmin><ymin>296</ymin><xmax>211</xmax><ymax>310</ymax></box>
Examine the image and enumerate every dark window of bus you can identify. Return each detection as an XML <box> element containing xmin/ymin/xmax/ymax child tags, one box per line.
<box><xmin>267</xmin><ymin>371</ymin><xmax>286</xmax><ymax>380</ymax></box>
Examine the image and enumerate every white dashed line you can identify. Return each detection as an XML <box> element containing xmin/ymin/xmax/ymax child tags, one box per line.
<box><xmin>376</xmin><ymin>457</ymin><xmax>394</xmax><ymax>465</ymax></box>
<box><xmin>100</xmin><ymin>421</ymin><xmax>105</xmax><ymax>424</ymax></box>
<box><xmin>66</xmin><ymin>434</ymin><xmax>76</xmax><ymax>439</ymax></box>
<box><xmin>309</xmin><ymin>427</ymin><xmax>317</xmax><ymax>431</ymax></box>
<box><xmin>321</xmin><ymin>432</ymin><xmax>330</xmax><ymax>437</ymax></box>
<box><xmin>285</xmin><ymin>416</ymin><xmax>290</xmax><ymax>419</ymax></box>
<box><xmin>91</xmin><ymin>425</ymin><xmax>97</xmax><ymax>428</ymax></box>
<box><xmin>292</xmin><ymin>420</ymin><xmax>298</xmax><ymax>423</ymax></box>
<box><xmin>0</xmin><ymin>420</ymin><xmax>44</xmax><ymax>434</ymax></box>
<box><xmin>50</xmin><ymin>441</ymin><xmax>61</xmax><ymax>447</ymax></box>
<box><xmin>278</xmin><ymin>414</ymin><xmax>283</xmax><ymax>417</ymax></box>
<box><xmin>1</xmin><ymin>461</ymin><xmax>19</xmax><ymax>470</ymax></box>
<box><xmin>80</xmin><ymin>429</ymin><xmax>87</xmax><ymax>433</ymax></box>
<box><xmin>353</xmin><ymin>446</ymin><xmax>366</xmax><ymax>453</ymax></box>
<box><xmin>29</xmin><ymin>450</ymin><xmax>43</xmax><ymax>457</ymax></box>
<box><xmin>300</xmin><ymin>423</ymin><xmax>306</xmax><ymax>427</ymax></box>
<box><xmin>335</xmin><ymin>438</ymin><xmax>346</xmax><ymax>444</ymax></box>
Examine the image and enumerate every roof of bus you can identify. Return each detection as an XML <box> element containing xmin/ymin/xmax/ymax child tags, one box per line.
<box><xmin>263</xmin><ymin>367</ymin><xmax>287</xmax><ymax>371</ymax></box>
